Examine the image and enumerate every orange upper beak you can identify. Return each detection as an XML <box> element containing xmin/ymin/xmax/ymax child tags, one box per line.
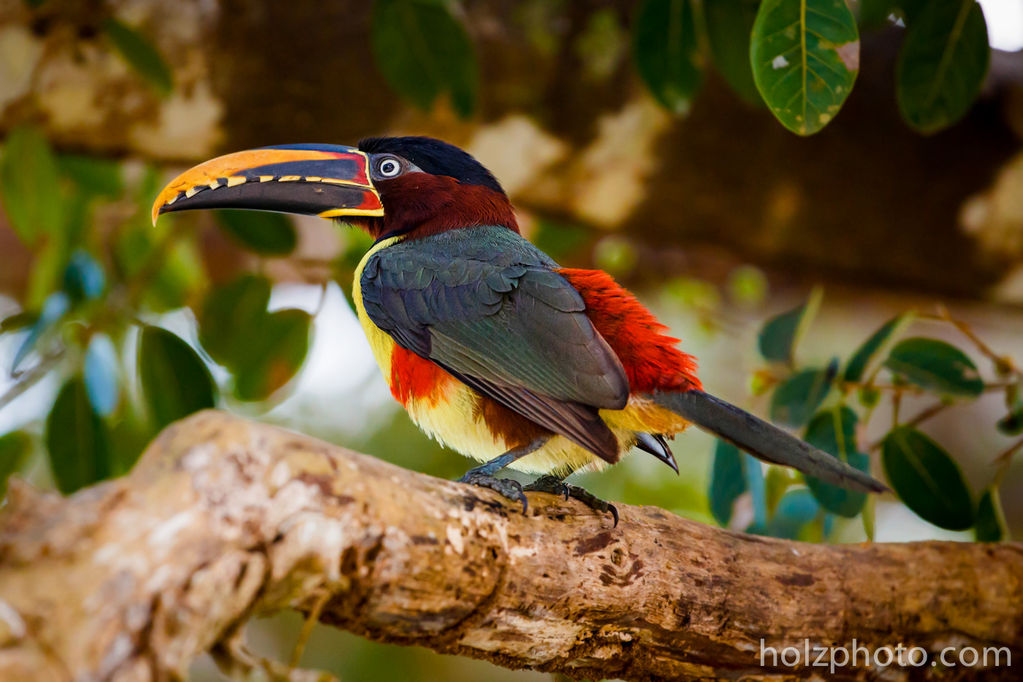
<box><xmin>151</xmin><ymin>144</ymin><xmax>384</xmax><ymax>225</ymax></box>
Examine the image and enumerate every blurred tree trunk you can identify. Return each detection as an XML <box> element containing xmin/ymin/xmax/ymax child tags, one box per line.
<box><xmin>0</xmin><ymin>411</ymin><xmax>1020</xmax><ymax>681</ymax></box>
<box><xmin>0</xmin><ymin>0</ymin><xmax>1022</xmax><ymax>300</ymax></box>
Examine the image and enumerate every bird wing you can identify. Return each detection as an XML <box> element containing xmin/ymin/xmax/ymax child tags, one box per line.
<box><xmin>360</xmin><ymin>226</ymin><xmax>629</xmax><ymax>462</ymax></box>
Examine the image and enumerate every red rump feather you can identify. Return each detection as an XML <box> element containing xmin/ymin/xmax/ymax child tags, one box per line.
<box><xmin>558</xmin><ymin>269</ymin><xmax>701</xmax><ymax>393</ymax></box>
<box><xmin>390</xmin><ymin>345</ymin><xmax>453</xmax><ymax>406</ymax></box>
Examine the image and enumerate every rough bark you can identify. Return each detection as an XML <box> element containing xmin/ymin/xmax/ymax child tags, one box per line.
<box><xmin>0</xmin><ymin>411</ymin><xmax>1020</xmax><ymax>681</ymax></box>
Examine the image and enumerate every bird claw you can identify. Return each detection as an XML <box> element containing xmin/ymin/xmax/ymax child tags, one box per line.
<box><xmin>523</xmin><ymin>474</ymin><xmax>569</xmax><ymax>500</ymax></box>
<box><xmin>458</xmin><ymin>471</ymin><xmax>528</xmax><ymax>513</ymax></box>
<box><xmin>525</xmin><ymin>476</ymin><xmax>619</xmax><ymax>527</ymax></box>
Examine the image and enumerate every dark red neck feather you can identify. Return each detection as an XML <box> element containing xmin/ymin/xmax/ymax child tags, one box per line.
<box><xmin>365</xmin><ymin>174</ymin><xmax>518</xmax><ymax>241</ymax></box>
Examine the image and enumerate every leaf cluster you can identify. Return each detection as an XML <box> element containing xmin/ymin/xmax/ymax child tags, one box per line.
<box><xmin>710</xmin><ymin>290</ymin><xmax>1018</xmax><ymax>542</ymax></box>
<box><xmin>368</xmin><ymin>0</ymin><xmax>992</xmax><ymax>136</ymax></box>
<box><xmin>0</xmin><ymin>128</ymin><xmax>313</xmax><ymax>494</ymax></box>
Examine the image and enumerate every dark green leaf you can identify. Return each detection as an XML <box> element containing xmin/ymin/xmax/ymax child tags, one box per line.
<box><xmin>63</xmin><ymin>250</ymin><xmax>106</xmax><ymax>301</ymax></box>
<box><xmin>371</xmin><ymin>0</ymin><xmax>478</xmax><ymax>117</ymax></box>
<box><xmin>843</xmin><ymin>313</ymin><xmax>914</xmax><ymax>382</ymax></box>
<box><xmin>199</xmin><ymin>274</ymin><xmax>272</xmax><ymax>365</ymax></box>
<box><xmin>997</xmin><ymin>402</ymin><xmax>1023</xmax><ymax>436</ymax></box>
<box><xmin>974</xmin><ymin>487</ymin><xmax>1006</xmax><ymax>542</ymax></box>
<box><xmin>767</xmin><ymin>488</ymin><xmax>820</xmax><ymax>539</ymax></box>
<box><xmin>84</xmin><ymin>334</ymin><xmax>120</xmax><ymax>417</ymax></box>
<box><xmin>884</xmin><ymin>337</ymin><xmax>984</xmax><ymax>397</ymax></box>
<box><xmin>46</xmin><ymin>377</ymin><xmax>112</xmax><ymax>493</ymax></box>
<box><xmin>804</xmin><ymin>406</ymin><xmax>869</xmax><ymax>517</ymax></box>
<box><xmin>102</xmin><ymin>17</ymin><xmax>173</xmax><ymax>95</ymax></box>
<box><xmin>108</xmin><ymin>415</ymin><xmax>153</xmax><ymax>476</ymax></box>
<box><xmin>137</xmin><ymin>326</ymin><xmax>217</xmax><ymax>430</ymax></box>
<box><xmin>709</xmin><ymin>439</ymin><xmax>746</xmax><ymax>525</ymax></box>
<box><xmin>633</xmin><ymin>0</ymin><xmax>703</xmax><ymax>113</ymax></box>
<box><xmin>769</xmin><ymin>361</ymin><xmax>836</xmax><ymax>428</ymax></box>
<box><xmin>58</xmin><ymin>154</ymin><xmax>122</xmax><ymax>197</ymax></box>
<box><xmin>704</xmin><ymin>0</ymin><xmax>761</xmax><ymax>105</ymax></box>
<box><xmin>12</xmin><ymin>291</ymin><xmax>69</xmax><ymax>372</ymax></box>
<box><xmin>896</xmin><ymin>0</ymin><xmax>989</xmax><ymax>133</ymax></box>
<box><xmin>1</xmin><ymin>311</ymin><xmax>38</xmax><ymax>334</ymax></box>
<box><xmin>214</xmin><ymin>210</ymin><xmax>298</xmax><ymax>256</ymax></box>
<box><xmin>751</xmin><ymin>0</ymin><xmax>860</xmax><ymax>135</ymax></box>
<box><xmin>882</xmin><ymin>426</ymin><xmax>973</xmax><ymax>530</ymax></box>
<box><xmin>0</xmin><ymin>431</ymin><xmax>32</xmax><ymax>497</ymax></box>
<box><xmin>0</xmin><ymin>126</ymin><xmax>64</xmax><ymax>245</ymax></box>
<box><xmin>758</xmin><ymin>287</ymin><xmax>822</xmax><ymax>364</ymax></box>
<box><xmin>232</xmin><ymin>309</ymin><xmax>312</xmax><ymax>401</ymax></box>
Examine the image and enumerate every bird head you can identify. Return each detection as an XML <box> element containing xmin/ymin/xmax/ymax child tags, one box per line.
<box><xmin>151</xmin><ymin>136</ymin><xmax>517</xmax><ymax>240</ymax></box>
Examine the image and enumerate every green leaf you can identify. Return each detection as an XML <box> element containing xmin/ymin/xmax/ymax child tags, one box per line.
<box><xmin>804</xmin><ymin>406</ymin><xmax>869</xmax><ymax>517</ymax></box>
<box><xmin>0</xmin><ymin>126</ymin><xmax>64</xmax><ymax>246</ymax></box>
<box><xmin>974</xmin><ymin>487</ymin><xmax>1006</xmax><ymax>542</ymax></box>
<box><xmin>199</xmin><ymin>274</ymin><xmax>272</xmax><ymax>365</ymax></box>
<box><xmin>137</xmin><ymin>326</ymin><xmax>217</xmax><ymax>430</ymax></box>
<box><xmin>895</xmin><ymin>0</ymin><xmax>989</xmax><ymax>133</ymax></box>
<box><xmin>214</xmin><ymin>210</ymin><xmax>298</xmax><ymax>256</ymax></box>
<box><xmin>996</xmin><ymin>402</ymin><xmax>1023</xmax><ymax>436</ymax></box>
<box><xmin>102</xmin><ymin>17</ymin><xmax>173</xmax><ymax>95</ymax></box>
<box><xmin>709</xmin><ymin>439</ymin><xmax>746</xmax><ymax>525</ymax></box>
<box><xmin>232</xmin><ymin>309</ymin><xmax>312</xmax><ymax>401</ymax></box>
<box><xmin>769</xmin><ymin>361</ymin><xmax>836</xmax><ymax>427</ymax></box>
<box><xmin>884</xmin><ymin>337</ymin><xmax>984</xmax><ymax>397</ymax></box>
<box><xmin>750</xmin><ymin>0</ymin><xmax>860</xmax><ymax>135</ymax></box>
<box><xmin>0</xmin><ymin>431</ymin><xmax>32</xmax><ymax>497</ymax></box>
<box><xmin>843</xmin><ymin>312</ymin><xmax>915</xmax><ymax>382</ymax></box>
<box><xmin>198</xmin><ymin>275</ymin><xmax>311</xmax><ymax>402</ymax></box>
<box><xmin>882</xmin><ymin>426</ymin><xmax>973</xmax><ymax>530</ymax></box>
<box><xmin>58</xmin><ymin>154</ymin><xmax>122</xmax><ymax>198</ymax></box>
<box><xmin>84</xmin><ymin>333</ymin><xmax>120</xmax><ymax>417</ymax></box>
<box><xmin>767</xmin><ymin>488</ymin><xmax>820</xmax><ymax>539</ymax></box>
<box><xmin>633</xmin><ymin>0</ymin><xmax>703</xmax><ymax>113</ymax></box>
<box><xmin>704</xmin><ymin>0</ymin><xmax>762</xmax><ymax>105</ymax></box>
<box><xmin>758</xmin><ymin>287</ymin><xmax>822</xmax><ymax>364</ymax></box>
<box><xmin>46</xmin><ymin>377</ymin><xmax>112</xmax><ymax>493</ymax></box>
<box><xmin>148</xmin><ymin>236</ymin><xmax>207</xmax><ymax>312</ymax></box>
<box><xmin>1</xmin><ymin>311</ymin><xmax>37</xmax><ymax>334</ymax></box>
<box><xmin>371</xmin><ymin>0</ymin><xmax>478</xmax><ymax>117</ymax></box>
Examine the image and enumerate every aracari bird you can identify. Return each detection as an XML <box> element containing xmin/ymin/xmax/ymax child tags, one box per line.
<box><xmin>152</xmin><ymin>137</ymin><xmax>886</xmax><ymax>523</ymax></box>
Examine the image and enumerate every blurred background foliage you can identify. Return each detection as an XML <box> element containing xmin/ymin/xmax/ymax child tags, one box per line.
<box><xmin>0</xmin><ymin>0</ymin><xmax>1022</xmax><ymax>680</ymax></box>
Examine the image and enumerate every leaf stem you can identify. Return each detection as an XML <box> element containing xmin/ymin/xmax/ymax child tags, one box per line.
<box><xmin>0</xmin><ymin>350</ymin><xmax>63</xmax><ymax>413</ymax></box>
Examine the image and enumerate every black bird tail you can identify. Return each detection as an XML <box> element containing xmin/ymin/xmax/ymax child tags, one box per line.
<box><xmin>653</xmin><ymin>389</ymin><xmax>888</xmax><ymax>494</ymax></box>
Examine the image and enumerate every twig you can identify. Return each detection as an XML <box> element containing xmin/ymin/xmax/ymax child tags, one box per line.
<box><xmin>0</xmin><ymin>351</ymin><xmax>63</xmax><ymax>413</ymax></box>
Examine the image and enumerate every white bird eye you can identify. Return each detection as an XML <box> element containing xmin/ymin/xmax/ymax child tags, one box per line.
<box><xmin>377</xmin><ymin>157</ymin><xmax>402</xmax><ymax>178</ymax></box>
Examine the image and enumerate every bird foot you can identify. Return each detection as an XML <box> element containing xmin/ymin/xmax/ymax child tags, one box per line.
<box><xmin>524</xmin><ymin>475</ymin><xmax>619</xmax><ymax>527</ymax></box>
<box><xmin>458</xmin><ymin>471</ymin><xmax>528</xmax><ymax>513</ymax></box>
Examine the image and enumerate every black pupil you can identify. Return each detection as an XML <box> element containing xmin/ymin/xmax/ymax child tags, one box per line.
<box><xmin>382</xmin><ymin>160</ymin><xmax>397</xmax><ymax>174</ymax></box>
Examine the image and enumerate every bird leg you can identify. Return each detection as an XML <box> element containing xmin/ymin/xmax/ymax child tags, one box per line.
<box><xmin>457</xmin><ymin>438</ymin><xmax>547</xmax><ymax>513</ymax></box>
<box><xmin>524</xmin><ymin>474</ymin><xmax>620</xmax><ymax>527</ymax></box>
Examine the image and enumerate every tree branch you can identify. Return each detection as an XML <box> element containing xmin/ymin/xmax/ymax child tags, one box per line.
<box><xmin>0</xmin><ymin>411</ymin><xmax>1020</xmax><ymax>681</ymax></box>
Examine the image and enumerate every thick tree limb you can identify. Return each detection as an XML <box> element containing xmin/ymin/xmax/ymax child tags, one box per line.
<box><xmin>0</xmin><ymin>411</ymin><xmax>1020</xmax><ymax>681</ymax></box>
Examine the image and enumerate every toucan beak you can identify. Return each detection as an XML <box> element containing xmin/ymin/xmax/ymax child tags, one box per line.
<box><xmin>151</xmin><ymin>144</ymin><xmax>383</xmax><ymax>225</ymax></box>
